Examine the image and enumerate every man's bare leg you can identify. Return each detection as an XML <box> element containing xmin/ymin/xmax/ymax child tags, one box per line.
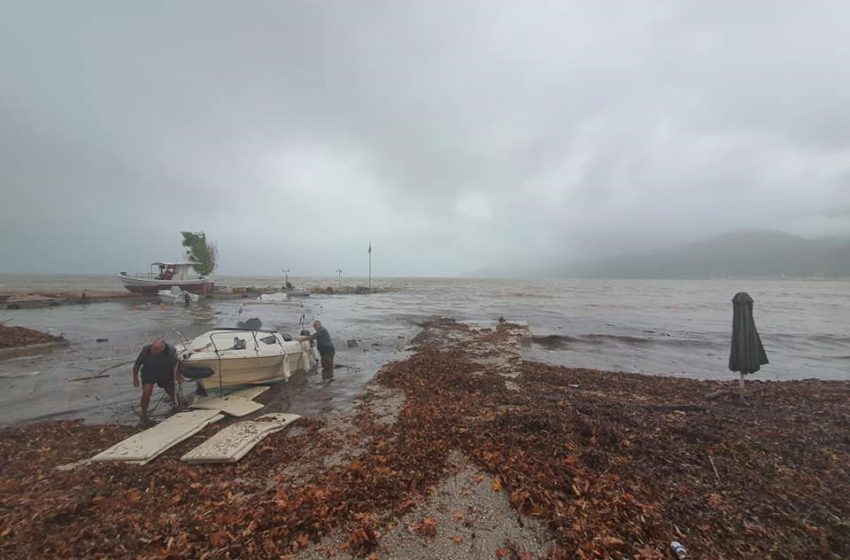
<box><xmin>165</xmin><ymin>385</ymin><xmax>179</xmax><ymax>411</ymax></box>
<box><xmin>140</xmin><ymin>383</ymin><xmax>154</xmax><ymax>418</ymax></box>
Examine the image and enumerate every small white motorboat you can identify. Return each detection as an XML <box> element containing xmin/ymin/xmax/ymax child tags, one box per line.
<box><xmin>159</xmin><ymin>286</ymin><xmax>200</xmax><ymax>304</ymax></box>
<box><xmin>287</xmin><ymin>287</ymin><xmax>311</xmax><ymax>298</ymax></box>
<box><xmin>177</xmin><ymin>328</ymin><xmax>319</xmax><ymax>393</ymax></box>
<box><xmin>256</xmin><ymin>289</ymin><xmax>310</xmax><ymax>303</ymax></box>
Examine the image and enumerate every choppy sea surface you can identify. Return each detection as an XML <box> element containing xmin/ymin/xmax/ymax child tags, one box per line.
<box><xmin>0</xmin><ymin>274</ymin><xmax>847</xmax><ymax>426</ymax></box>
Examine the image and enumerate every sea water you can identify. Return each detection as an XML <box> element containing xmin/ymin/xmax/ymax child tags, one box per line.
<box><xmin>0</xmin><ymin>275</ymin><xmax>847</xmax><ymax>426</ymax></box>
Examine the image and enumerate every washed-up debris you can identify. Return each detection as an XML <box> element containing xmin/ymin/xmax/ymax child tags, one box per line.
<box><xmin>91</xmin><ymin>410</ymin><xmax>225</xmax><ymax>465</ymax></box>
<box><xmin>181</xmin><ymin>413</ymin><xmax>301</xmax><ymax>464</ymax></box>
<box><xmin>0</xmin><ymin>318</ymin><xmax>848</xmax><ymax>559</ymax></box>
<box><xmin>0</xmin><ymin>324</ymin><xmax>64</xmax><ymax>349</ymax></box>
<box><xmin>68</xmin><ymin>374</ymin><xmax>110</xmax><ymax>382</ymax></box>
<box><xmin>671</xmin><ymin>540</ymin><xmax>689</xmax><ymax>559</ymax></box>
<box><xmin>0</xmin><ymin>371</ymin><xmax>40</xmax><ymax>379</ymax></box>
<box><xmin>189</xmin><ymin>395</ymin><xmax>265</xmax><ymax>417</ymax></box>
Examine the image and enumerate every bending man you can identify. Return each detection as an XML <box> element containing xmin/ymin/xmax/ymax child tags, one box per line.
<box><xmin>132</xmin><ymin>338</ymin><xmax>183</xmax><ymax>423</ymax></box>
<box><xmin>301</xmin><ymin>320</ymin><xmax>335</xmax><ymax>374</ymax></box>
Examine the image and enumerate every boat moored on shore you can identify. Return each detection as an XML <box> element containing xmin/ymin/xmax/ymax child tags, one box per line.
<box><xmin>176</xmin><ymin>328</ymin><xmax>318</xmax><ymax>393</ymax></box>
<box><xmin>119</xmin><ymin>262</ymin><xmax>213</xmax><ymax>295</ymax></box>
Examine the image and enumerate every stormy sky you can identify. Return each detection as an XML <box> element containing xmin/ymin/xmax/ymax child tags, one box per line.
<box><xmin>2</xmin><ymin>1</ymin><xmax>849</xmax><ymax>277</ymax></box>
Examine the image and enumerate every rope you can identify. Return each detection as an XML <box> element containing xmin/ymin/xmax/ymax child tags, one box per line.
<box><xmin>95</xmin><ymin>359</ymin><xmax>136</xmax><ymax>376</ymax></box>
<box><xmin>132</xmin><ymin>391</ymin><xmax>169</xmax><ymax>419</ymax></box>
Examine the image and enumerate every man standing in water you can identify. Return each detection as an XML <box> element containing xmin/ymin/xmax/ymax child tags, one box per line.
<box><xmin>132</xmin><ymin>338</ymin><xmax>183</xmax><ymax>424</ymax></box>
<box><xmin>301</xmin><ymin>320</ymin><xmax>335</xmax><ymax>376</ymax></box>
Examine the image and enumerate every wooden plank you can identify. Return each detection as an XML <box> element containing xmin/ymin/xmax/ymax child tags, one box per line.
<box><xmin>91</xmin><ymin>410</ymin><xmax>224</xmax><ymax>465</ymax></box>
<box><xmin>181</xmin><ymin>413</ymin><xmax>301</xmax><ymax>464</ymax></box>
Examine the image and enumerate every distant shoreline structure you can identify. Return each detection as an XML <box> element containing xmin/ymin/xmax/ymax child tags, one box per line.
<box><xmin>469</xmin><ymin>229</ymin><xmax>850</xmax><ymax>279</ymax></box>
<box><xmin>0</xmin><ymin>283</ymin><xmax>385</xmax><ymax>310</ymax></box>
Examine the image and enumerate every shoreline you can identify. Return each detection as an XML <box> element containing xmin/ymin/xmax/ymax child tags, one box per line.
<box><xmin>0</xmin><ymin>285</ymin><xmax>386</xmax><ymax>310</ymax></box>
<box><xmin>1</xmin><ymin>318</ymin><xmax>848</xmax><ymax>558</ymax></box>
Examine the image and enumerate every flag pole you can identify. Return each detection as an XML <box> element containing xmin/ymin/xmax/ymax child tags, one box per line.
<box><xmin>368</xmin><ymin>241</ymin><xmax>372</xmax><ymax>292</ymax></box>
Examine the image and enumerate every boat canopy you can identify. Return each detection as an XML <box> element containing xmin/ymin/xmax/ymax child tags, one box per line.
<box><xmin>148</xmin><ymin>261</ymin><xmax>203</xmax><ymax>282</ymax></box>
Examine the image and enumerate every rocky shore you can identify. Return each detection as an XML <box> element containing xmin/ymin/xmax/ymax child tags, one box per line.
<box><xmin>1</xmin><ymin>319</ymin><xmax>848</xmax><ymax>559</ymax></box>
<box><xmin>1</xmin><ymin>290</ymin><xmax>146</xmax><ymax>309</ymax></box>
<box><xmin>1</xmin><ymin>285</ymin><xmax>384</xmax><ymax>309</ymax></box>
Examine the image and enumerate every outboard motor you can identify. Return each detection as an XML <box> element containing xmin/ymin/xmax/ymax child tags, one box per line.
<box><xmin>237</xmin><ymin>317</ymin><xmax>262</xmax><ymax>330</ymax></box>
<box><xmin>300</xmin><ymin>329</ymin><xmax>312</xmax><ymax>345</ymax></box>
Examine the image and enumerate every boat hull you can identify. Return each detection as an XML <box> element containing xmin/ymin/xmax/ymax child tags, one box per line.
<box><xmin>183</xmin><ymin>354</ymin><xmax>292</xmax><ymax>391</ymax></box>
<box><xmin>177</xmin><ymin>331</ymin><xmax>317</xmax><ymax>392</ymax></box>
<box><xmin>119</xmin><ymin>274</ymin><xmax>214</xmax><ymax>295</ymax></box>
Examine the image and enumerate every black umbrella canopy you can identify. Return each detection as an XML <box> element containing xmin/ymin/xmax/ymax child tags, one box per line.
<box><xmin>729</xmin><ymin>292</ymin><xmax>769</xmax><ymax>375</ymax></box>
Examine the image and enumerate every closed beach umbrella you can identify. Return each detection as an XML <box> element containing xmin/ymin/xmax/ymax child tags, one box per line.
<box><xmin>729</xmin><ymin>292</ymin><xmax>768</xmax><ymax>396</ymax></box>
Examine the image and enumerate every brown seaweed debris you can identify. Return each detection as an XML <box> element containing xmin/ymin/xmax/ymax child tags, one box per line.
<box><xmin>1</xmin><ymin>318</ymin><xmax>848</xmax><ymax>559</ymax></box>
<box><xmin>0</xmin><ymin>324</ymin><xmax>64</xmax><ymax>349</ymax></box>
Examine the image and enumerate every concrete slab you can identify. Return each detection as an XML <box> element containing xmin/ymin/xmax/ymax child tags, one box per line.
<box><xmin>189</xmin><ymin>395</ymin><xmax>265</xmax><ymax>417</ymax></box>
<box><xmin>228</xmin><ymin>386</ymin><xmax>270</xmax><ymax>400</ymax></box>
<box><xmin>91</xmin><ymin>409</ymin><xmax>224</xmax><ymax>465</ymax></box>
<box><xmin>181</xmin><ymin>413</ymin><xmax>301</xmax><ymax>464</ymax></box>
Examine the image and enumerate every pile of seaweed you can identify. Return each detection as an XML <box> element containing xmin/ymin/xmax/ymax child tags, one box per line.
<box><xmin>1</xmin><ymin>319</ymin><xmax>848</xmax><ymax>559</ymax></box>
<box><xmin>0</xmin><ymin>324</ymin><xmax>63</xmax><ymax>349</ymax></box>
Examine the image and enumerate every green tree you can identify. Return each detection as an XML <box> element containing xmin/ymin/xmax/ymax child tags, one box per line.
<box><xmin>181</xmin><ymin>231</ymin><xmax>218</xmax><ymax>276</ymax></box>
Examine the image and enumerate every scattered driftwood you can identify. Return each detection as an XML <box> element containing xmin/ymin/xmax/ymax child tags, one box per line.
<box><xmin>705</xmin><ymin>389</ymin><xmax>733</xmax><ymax>400</ymax></box>
<box><xmin>706</xmin><ymin>385</ymin><xmax>772</xmax><ymax>401</ymax></box>
<box><xmin>709</xmin><ymin>454</ymin><xmax>721</xmax><ymax>485</ymax></box>
<box><xmin>92</xmin><ymin>359</ymin><xmax>135</xmax><ymax>377</ymax></box>
<box><xmin>68</xmin><ymin>374</ymin><xmax>110</xmax><ymax>382</ymax></box>
<box><xmin>648</xmin><ymin>403</ymin><xmax>708</xmax><ymax>412</ymax></box>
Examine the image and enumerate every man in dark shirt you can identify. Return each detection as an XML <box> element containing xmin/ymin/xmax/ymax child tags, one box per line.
<box><xmin>301</xmin><ymin>320</ymin><xmax>335</xmax><ymax>375</ymax></box>
<box><xmin>132</xmin><ymin>338</ymin><xmax>183</xmax><ymax>423</ymax></box>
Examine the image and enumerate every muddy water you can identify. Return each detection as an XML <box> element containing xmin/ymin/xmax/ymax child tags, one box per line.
<box><xmin>0</xmin><ymin>295</ymin><xmax>417</xmax><ymax>426</ymax></box>
<box><xmin>1</xmin><ymin>277</ymin><xmax>849</xmax><ymax>426</ymax></box>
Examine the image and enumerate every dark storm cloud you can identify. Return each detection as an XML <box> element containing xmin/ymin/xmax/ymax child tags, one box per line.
<box><xmin>2</xmin><ymin>1</ymin><xmax>849</xmax><ymax>276</ymax></box>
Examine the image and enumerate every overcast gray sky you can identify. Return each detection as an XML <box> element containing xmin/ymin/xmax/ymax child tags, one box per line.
<box><xmin>2</xmin><ymin>1</ymin><xmax>849</xmax><ymax>277</ymax></box>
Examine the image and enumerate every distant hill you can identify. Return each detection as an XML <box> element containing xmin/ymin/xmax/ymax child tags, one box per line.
<box><xmin>473</xmin><ymin>230</ymin><xmax>850</xmax><ymax>279</ymax></box>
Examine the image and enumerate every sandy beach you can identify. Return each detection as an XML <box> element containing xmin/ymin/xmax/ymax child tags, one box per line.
<box><xmin>1</xmin><ymin>318</ymin><xmax>848</xmax><ymax>559</ymax></box>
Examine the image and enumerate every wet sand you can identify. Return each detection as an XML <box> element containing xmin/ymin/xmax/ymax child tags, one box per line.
<box><xmin>1</xmin><ymin>319</ymin><xmax>848</xmax><ymax>559</ymax></box>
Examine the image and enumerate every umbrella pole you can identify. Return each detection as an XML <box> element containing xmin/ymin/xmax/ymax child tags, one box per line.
<box><xmin>739</xmin><ymin>372</ymin><xmax>745</xmax><ymax>401</ymax></box>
